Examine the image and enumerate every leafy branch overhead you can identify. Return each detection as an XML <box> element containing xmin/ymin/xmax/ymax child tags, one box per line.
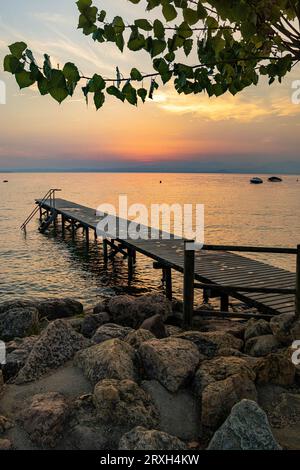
<box><xmin>3</xmin><ymin>0</ymin><xmax>300</xmax><ymax>109</ymax></box>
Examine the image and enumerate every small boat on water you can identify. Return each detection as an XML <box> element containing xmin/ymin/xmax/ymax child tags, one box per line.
<box><xmin>268</xmin><ymin>176</ymin><xmax>282</xmax><ymax>182</ymax></box>
<box><xmin>250</xmin><ymin>177</ymin><xmax>263</xmax><ymax>184</ymax></box>
<box><xmin>3</xmin><ymin>180</ymin><xmax>8</xmax><ymax>183</ymax></box>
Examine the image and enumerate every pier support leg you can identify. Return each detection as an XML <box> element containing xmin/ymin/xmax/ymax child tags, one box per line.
<box><xmin>103</xmin><ymin>239</ymin><xmax>108</xmax><ymax>264</ymax></box>
<box><xmin>61</xmin><ymin>215</ymin><xmax>65</xmax><ymax>237</ymax></box>
<box><xmin>183</xmin><ymin>242</ymin><xmax>195</xmax><ymax>329</ymax></box>
<box><xmin>128</xmin><ymin>248</ymin><xmax>134</xmax><ymax>281</ymax></box>
<box><xmin>164</xmin><ymin>267</ymin><xmax>173</xmax><ymax>301</ymax></box>
<box><xmin>203</xmin><ymin>288</ymin><xmax>210</xmax><ymax>303</ymax></box>
<box><xmin>71</xmin><ymin>220</ymin><xmax>75</xmax><ymax>240</ymax></box>
<box><xmin>39</xmin><ymin>206</ymin><xmax>42</xmax><ymax>222</ymax></box>
<box><xmin>221</xmin><ymin>293</ymin><xmax>229</xmax><ymax>312</ymax></box>
<box><xmin>296</xmin><ymin>245</ymin><xmax>300</xmax><ymax>319</ymax></box>
<box><xmin>85</xmin><ymin>227</ymin><xmax>89</xmax><ymax>248</ymax></box>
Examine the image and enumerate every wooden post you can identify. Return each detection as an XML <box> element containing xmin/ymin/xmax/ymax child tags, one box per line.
<box><xmin>296</xmin><ymin>245</ymin><xmax>300</xmax><ymax>319</ymax></box>
<box><xmin>71</xmin><ymin>220</ymin><xmax>75</xmax><ymax>240</ymax></box>
<box><xmin>61</xmin><ymin>215</ymin><xmax>65</xmax><ymax>237</ymax></box>
<box><xmin>85</xmin><ymin>227</ymin><xmax>89</xmax><ymax>248</ymax></box>
<box><xmin>221</xmin><ymin>293</ymin><xmax>229</xmax><ymax>312</ymax></box>
<box><xmin>128</xmin><ymin>248</ymin><xmax>134</xmax><ymax>280</ymax></box>
<box><xmin>39</xmin><ymin>206</ymin><xmax>42</xmax><ymax>222</ymax></box>
<box><xmin>164</xmin><ymin>267</ymin><xmax>173</xmax><ymax>301</ymax></box>
<box><xmin>103</xmin><ymin>239</ymin><xmax>108</xmax><ymax>263</ymax></box>
<box><xmin>183</xmin><ymin>241</ymin><xmax>195</xmax><ymax>329</ymax></box>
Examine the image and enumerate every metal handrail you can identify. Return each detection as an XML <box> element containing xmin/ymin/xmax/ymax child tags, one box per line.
<box><xmin>20</xmin><ymin>188</ymin><xmax>61</xmax><ymax>230</ymax></box>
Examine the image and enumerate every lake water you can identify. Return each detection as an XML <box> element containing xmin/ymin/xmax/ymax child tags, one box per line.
<box><xmin>0</xmin><ymin>172</ymin><xmax>299</xmax><ymax>309</ymax></box>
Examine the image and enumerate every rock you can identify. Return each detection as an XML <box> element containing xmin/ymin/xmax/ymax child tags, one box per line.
<box><xmin>0</xmin><ymin>298</ymin><xmax>83</xmax><ymax>320</ymax></box>
<box><xmin>140</xmin><ymin>314</ymin><xmax>169</xmax><ymax>339</ymax></box>
<box><xmin>244</xmin><ymin>319</ymin><xmax>272</xmax><ymax>342</ymax></box>
<box><xmin>108</xmin><ymin>294</ymin><xmax>172</xmax><ymax>328</ymax></box>
<box><xmin>139</xmin><ymin>338</ymin><xmax>200</xmax><ymax>392</ymax></box>
<box><xmin>175</xmin><ymin>331</ymin><xmax>243</xmax><ymax>358</ymax></box>
<box><xmin>202</xmin><ymin>374</ymin><xmax>257</xmax><ymax>429</ymax></box>
<box><xmin>0</xmin><ymin>438</ymin><xmax>13</xmax><ymax>450</ymax></box>
<box><xmin>0</xmin><ymin>307</ymin><xmax>40</xmax><ymax>341</ymax></box>
<box><xmin>195</xmin><ymin>318</ymin><xmax>246</xmax><ymax>339</ymax></box>
<box><xmin>20</xmin><ymin>392</ymin><xmax>70</xmax><ymax>447</ymax></box>
<box><xmin>273</xmin><ymin>393</ymin><xmax>300</xmax><ymax>424</ymax></box>
<box><xmin>245</xmin><ymin>334</ymin><xmax>281</xmax><ymax>357</ymax></box>
<box><xmin>81</xmin><ymin>313</ymin><xmax>110</xmax><ymax>338</ymax></box>
<box><xmin>15</xmin><ymin>320</ymin><xmax>91</xmax><ymax>384</ymax></box>
<box><xmin>217</xmin><ymin>348</ymin><xmax>246</xmax><ymax>358</ymax></box>
<box><xmin>36</xmin><ymin>298</ymin><xmax>83</xmax><ymax>320</ymax></box>
<box><xmin>66</xmin><ymin>317</ymin><xmax>84</xmax><ymax>333</ymax></box>
<box><xmin>2</xmin><ymin>336</ymin><xmax>38</xmax><ymax>381</ymax></box>
<box><xmin>0</xmin><ymin>415</ymin><xmax>13</xmax><ymax>434</ymax></box>
<box><xmin>93</xmin><ymin>379</ymin><xmax>159</xmax><ymax>430</ymax></box>
<box><xmin>142</xmin><ymin>380</ymin><xmax>201</xmax><ymax>440</ymax></box>
<box><xmin>119</xmin><ymin>426</ymin><xmax>187</xmax><ymax>450</ymax></box>
<box><xmin>254</xmin><ymin>351</ymin><xmax>295</xmax><ymax>386</ymax></box>
<box><xmin>92</xmin><ymin>323</ymin><xmax>133</xmax><ymax>344</ymax></box>
<box><xmin>166</xmin><ymin>325</ymin><xmax>183</xmax><ymax>336</ymax></box>
<box><xmin>75</xmin><ymin>338</ymin><xmax>138</xmax><ymax>384</ymax></box>
<box><xmin>193</xmin><ymin>356</ymin><xmax>256</xmax><ymax>397</ymax></box>
<box><xmin>208</xmin><ymin>399</ymin><xmax>281</xmax><ymax>450</ymax></box>
<box><xmin>124</xmin><ymin>329</ymin><xmax>155</xmax><ymax>349</ymax></box>
<box><xmin>93</xmin><ymin>299</ymin><xmax>109</xmax><ymax>314</ymax></box>
<box><xmin>270</xmin><ymin>313</ymin><xmax>297</xmax><ymax>344</ymax></box>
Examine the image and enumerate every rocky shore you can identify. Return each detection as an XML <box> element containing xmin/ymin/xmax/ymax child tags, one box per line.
<box><xmin>0</xmin><ymin>294</ymin><xmax>300</xmax><ymax>450</ymax></box>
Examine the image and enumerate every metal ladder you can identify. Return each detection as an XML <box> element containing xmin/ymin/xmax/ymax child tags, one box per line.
<box><xmin>20</xmin><ymin>188</ymin><xmax>61</xmax><ymax>231</ymax></box>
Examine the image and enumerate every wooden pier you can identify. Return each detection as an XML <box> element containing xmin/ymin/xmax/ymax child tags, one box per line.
<box><xmin>32</xmin><ymin>196</ymin><xmax>299</xmax><ymax>326</ymax></box>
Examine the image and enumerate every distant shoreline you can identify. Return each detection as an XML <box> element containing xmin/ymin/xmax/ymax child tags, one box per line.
<box><xmin>1</xmin><ymin>170</ymin><xmax>300</xmax><ymax>176</ymax></box>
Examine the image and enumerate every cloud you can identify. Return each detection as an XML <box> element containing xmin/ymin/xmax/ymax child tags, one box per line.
<box><xmin>155</xmin><ymin>88</ymin><xmax>300</xmax><ymax>123</ymax></box>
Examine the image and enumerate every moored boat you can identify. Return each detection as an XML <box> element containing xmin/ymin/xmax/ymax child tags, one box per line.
<box><xmin>268</xmin><ymin>176</ymin><xmax>282</xmax><ymax>182</ymax></box>
<box><xmin>250</xmin><ymin>177</ymin><xmax>263</xmax><ymax>184</ymax></box>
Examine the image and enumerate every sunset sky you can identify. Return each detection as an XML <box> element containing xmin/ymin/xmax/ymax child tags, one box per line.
<box><xmin>0</xmin><ymin>0</ymin><xmax>299</xmax><ymax>172</ymax></box>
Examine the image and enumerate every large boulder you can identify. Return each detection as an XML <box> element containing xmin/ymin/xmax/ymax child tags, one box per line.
<box><xmin>2</xmin><ymin>336</ymin><xmax>38</xmax><ymax>381</ymax></box>
<box><xmin>20</xmin><ymin>392</ymin><xmax>70</xmax><ymax>448</ymax></box>
<box><xmin>244</xmin><ymin>319</ymin><xmax>272</xmax><ymax>342</ymax></box>
<box><xmin>93</xmin><ymin>379</ymin><xmax>159</xmax><ymax>430</ymax></box>
<box><xmin>0</xmin><ymin>298</ymin><xmax>83</xmax><ymax>321</ymax></box>
<box><xmin>93</xmin><ymin>299</ymin><xmax>109</xmax><ymax>314</ymax></box>
<box><xmin>92</xmin><ymin>323</ymin><xmax>133</xmax><ymax>344</ymax></box>
<box><xmin>119</xmin><ymin>426</ymin><xmax>187</xmax><ymax>450</ymax></box>
<box><xmin>75</xmin><ymin>339</ymin><xmax>138</xmax><ymax>384</ymax></box>
<box><xmin>270</xmin><ymin>313</ymin><xmax>298</xmax><ymax>344</ymax></box>
<box><xmin>81</xmin><ymin>313</ymin><xmax>110</xmax><ymax>338</ymax></box>
<box><xmin>193</xmin><ymin>356</ymin><xmax>256</xmax><ymax>396</ymax></box>
<box><xmin>36</xmin><ymin>298</ymin><xmax>83</xmax><ymax>320</ymax></box>
<box><xmin>0</xmin><ymin>307</ymin><xmax>40</xmax><ymax>341</ymax></box>
<box><xmin>208</xmin><ymin>399</ymin><xmax>281</xmax><ymax>450</ymax></box>
<box><xmin>108</xmin><ymin>294</ymin><xmax>172</xmax><ymax>328</ymax></box>
<box><xmin>245</xmin><ymin>334</ymin><xmax>281</xmax><ymax>357</ymax></box>
<box><xmin>0</xmin><ymin>415</ymin><xmax>13</xmax><ymax>434</ymax></box>
<box><xmin>140</xmin><ymin>314</ymin><xmax>169</xmax><ymax>339</ymax></box>
<box><xmin>15</xmin><ymin>320</ymin><xmax>91</xmax><ymax>384</ymax></box>
<box><xmin>202</xmin><ymin>374</ymin><xmax>257</xmax><ymax>429</ymax></box>
<box><xmin>142</xmin><ymin>380</ymin><xmax>201</xmax><ymax>441</ymax></box>
<box><xmin>253</xmin><ymin>351</ymin><xmax>295</xmax><ymax>386</ymax></box>
<box><xmin>124</xmin><ymin>329</ymin><xmax>155</xmax><ymax>349</ymax></box>
<box><xmin>139</xmin><ymin>338</ymin><xmax>200</xmax><ymax>392</ymax></box>
<box><xmin>0</xmin><ymin>439</ymin><xmax>13</xmax><ymax>450</ymax></box>
<box><xmin>175</xmin><ymin>331</ymin><xmax>243</xmax><ymax>358</ymax></box>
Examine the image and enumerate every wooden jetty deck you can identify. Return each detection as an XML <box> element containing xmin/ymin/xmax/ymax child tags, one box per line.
<box><xmin>33</xmin><ymin>196</ymin><xmax>299</xmax><ymax>322</ymax></box>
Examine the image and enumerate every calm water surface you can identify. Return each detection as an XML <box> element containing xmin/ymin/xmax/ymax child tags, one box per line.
<box><xmin>0</xmin><ymin>173</ymin><xmax>299</xmax><ymax>308</ymax></box>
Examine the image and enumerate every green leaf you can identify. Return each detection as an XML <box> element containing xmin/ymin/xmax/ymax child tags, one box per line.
<box><xmin>63</xmin><ymin>62</ymin><xmax>80</xmax><ymax>83</ymax></box>
<box><xmin>76</xmin><ymin>0</ymin><xmax>92</xmax><ymax>13</ymax></box>
<box><xmin>130</xmin><ymin>68</ymin><xmax>143</xmax><ymax>81</ymax></box>
<box><xmin>106</xmin><ymin>85</ymin><xmax>125</xmax><ymax>102</ymax></box>
<box><xmin>134</xmin><ymin>19</ymin><xmax>152</xmax><ymax>31</ymax></box>
<box><xmin>49</xmin><ymin>87</ymin><xmax>69</xmax><ymax>103</ymax></box>
<box><xmin>183</xmin><ymin>8</ymin><xmax>199</xmax><ymax>26</ymax></box>
<box><xmin>153</xmin><ymin>19</ymin><xmax>165</xmax><ymax>39</ymax></box>
<box><xmin>162</xmin><ymin>4</ymin><xmax>177</xmax><ymax>22</ymax></box>
<box><xmin>122</xmin><ymin>82</ymin><xmax>137</xmax><ymax>106</ymax></box>
<box><xmin>3</xmin><ymin>55</ymin><xmax>23</xmax><ymax>74</ymax></box>
<box><xmin>137</xmin><ymin>87</ymin><xmax>147</xmax><ymax>103</ymax></box>
<box><xmin>94</xmin><ymin>91</ymin><xmax>105</xmax><ymax>109</ymax></box>
<box><xmin>9</xmin><ymin>42</ymin><xmax>27</xmax><ymax>59</ymax></box>
<box><xmin>89</xmin><ymin>73</ymin><xmax>105</xmax><ymax>91</ymax></box>
<box><xmin>15</xmin><ymin>71</ymin><xmax>35</xmax><ymax>89</ymax></box>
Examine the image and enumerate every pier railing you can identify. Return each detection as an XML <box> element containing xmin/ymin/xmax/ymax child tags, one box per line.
<box><xmin>20</xmin><ymin>188</ymin><xmax>61</xmax><ymax>231</ymax></box>
<box><xmin>183</xmin><ymin>243</ymin><xmax>300</xmax><ymax>327</ymax></box>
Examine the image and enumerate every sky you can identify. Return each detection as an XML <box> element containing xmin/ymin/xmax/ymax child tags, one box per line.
<box><xmin>0</xmin><ymin>0</ymin><xmax>299</xmax><ymax>173</ymax></box>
